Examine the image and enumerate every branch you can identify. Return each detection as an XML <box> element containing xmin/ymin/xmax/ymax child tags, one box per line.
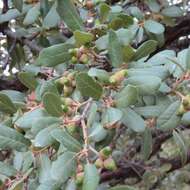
<box><xmin>4</xmin><ymin>30</ymin><xmax>42</xmax><ymax>53</ymax></box>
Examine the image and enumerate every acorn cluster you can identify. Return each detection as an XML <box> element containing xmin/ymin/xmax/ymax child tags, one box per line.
<box><xmin>69</xmin><ymin>47</ymin><xmax>90</xmax><ymax>65</ymax></box>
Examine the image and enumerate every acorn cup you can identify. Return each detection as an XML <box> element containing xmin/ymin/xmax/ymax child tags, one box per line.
<box><xmin>79</xmin><ymin>54</ymin><xmax>89</xmax><ymax>64</ymax></box>
<box><xmin>99</xmin><ymin>146</ymin><xmax>112</xmax><ymax>160</ymax></box>
<box><xmin>109</xmin><ymin>69</ymin><xmax>128</xmax><ymax>84</ymax></box>
<box><xmin>182</xmin><ymin>95</ymin><xmax>190</xmax><ymax>109</ymax></box>
<box><xmin>95</xmin><ymin>158</ymin><xmax>104</xmax><ymax>169</ymax></box>
<box><xmin>75</xmin><ymin>172</ymin><xmax>84</xmax><ymax>186</ymax></box>
<box><xmin>103</xmin><ymin>157</ymin><xmax>117</xmax><ymax>171</ymax></box>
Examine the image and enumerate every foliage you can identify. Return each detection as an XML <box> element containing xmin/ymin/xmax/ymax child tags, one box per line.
<box><xmin>0</xmin><ymin>0</ymin><xmax>190</xmax><ymax>189</ymax></box>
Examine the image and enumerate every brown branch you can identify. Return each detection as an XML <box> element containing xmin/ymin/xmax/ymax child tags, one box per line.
<box><xmin>4</xmin><ymin>30</ymin><xmax>42</xmax><ymax>53</ymax></box>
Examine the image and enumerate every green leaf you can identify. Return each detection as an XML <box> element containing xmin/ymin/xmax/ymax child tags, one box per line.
<box><xmin>134</xmin><ymin>105</ymin><xmax>165</xmax><ymax>119</ymax></box>
<box><xmin>74</xmin><ymin>30</ymin><xmax>94</xmax><ymax>46</ymax></box>
<box><xmin>34</xmin><ymin>124</ymin><xmax>58</xmax><ymax>147</ymax></box>
<box><xmin>56</xmin><ymin>0</ymin><xmax>84</xmax><ymax>31</ymax></box>
<box><xmin>173</xmin><ymin>130</ymin><xmax>188</xmax><ymax>165</ymax></box>
<box><xmin>51</xmin><ymin>128</ymin><xmax>82</xmax><ymax>152</ymax></box>
<box><xmin>88</xmin><ymin>68</ymin><xmax>110</xmax><ymax>83</ymax></box>
<box><xmin>15</xmin><ymin>108</ymin><xmax>49</xmax><ymax>129</ymax></box>
<box><xmin>0</xmin><ymin>93</ymin><xmax>17</xmax><ymax>114</ymax></box>
<box><xmin>0</xmin><ymin>124</ymin><xmax>31</xmax><ymax>151</ymax></box>
<box><xmin>133</xmin><ymin>40</ymin><xmax>158</xmax><ymax>61</ymax></box>
<box><xmin>13</xmin><ymin>0</ymin><xmax>23</xmax><ymax>12</ymax></box>
<box><xmin>109</xmin><ymin>185</ymin><xmax>138</xmax><ymax>190</ymax></box>
<box><xmin>43</xmin><ymin>92</ymin><xmax>64</xmax><ymax>117</ymax></box>
<box><xmin>87</xmin><ymin>103</ymin><xmax>98</xmax><ymax>127</ymax></box>
<box><xmin>76</xmin><ymin>73</ymin><xmax>103</xmax><ymax>100</ymax></box>
<box><xmin>161</xmin><ymin>6</ymin><xmax>183</xmax><ymax>17</ymax></box>
<box><xmin>0</xmin><ymin>161</ymin><xmax>17</xmax><ymax>177</ymax></box>
<box><xmin>43</xmin><ymin>3</ymin><xmax>60</xmax><ymax>28</ymax></box>
<box><xmin>36</xmin><ymin>43</ymin><xmax>73</xmax><ymax>67</ymax></box>
<box><xmin>108</xmin><ymin>30</ymin><xmax>123</xmax><ymax>67</ymax></box>
<box><xmin>142</xmin><ymin>127</ymin><xmax>152</xmax><ymax>160</ymax></box>
<box><xmin>99</xmin><ymin>3</ymin><xmax>111</xmax><ymax>23</ymax></box>
<box><xmin>115</xmin><ymin>85</ymin><xmax>138</xmax><ymax>108</ymax></box>
<box><xmin>181</xmin><ymin>111</ymin><xmax>190</xmax><ymax>126</ymax></box>
<box><xmin>82</xmin><ymin>163</ymin><xmax>100</xmax><ymax>190</ymax></box>
<box><xmin>23</xmin><ymin>4</ymin><xmax>40</xmax><ymax>25</ymax></box>
<box><xmin>31</xmin><ymin>117</ymin><xmax>61</xmax><ymax>136</ymax></box>
<box><xmin>18</xmin><ymin>72</ymin><xmax>38</xmax><ymax>90</ymax></box>
<box><xmin>144</xmin><ymin>20</ymin><xmax>165</xmax><ymax>34</ymax></box>
<box><xmin>157</xmin><ymin>101</ymin><xmax>181</xmax><ymax>130</ymax></box>
<box><xmin>89</xmin><ymin>122</ymin><xmax>107</xmax><ymax>142</ymax></box>
<box><xmin>51</xmin><ymin>151</ymin><xmax>77</xmax><ymax>182</ymax></box>
<box><xmin>186</xmin><ymin>46</ymin><xmax>190</xmax><ymax>70</ymax></box>
<box><xmin>39</xmin><ymin>154</ymin><xmax>52</xmax><ymax>184</ymax></box>
<box><xmin>102</xmin><ymin>107</ymin><xmax>123</xmax><ymax>126</ymax></box>
<box><xmin>126</xmin><ymin>75</ymin><xmax>161</xmax><ymax>95</ymax></box>
<box><xmin>122</xmin><ymin>108</ymin><xmax>146</xmax><ymax>132</ymax></box>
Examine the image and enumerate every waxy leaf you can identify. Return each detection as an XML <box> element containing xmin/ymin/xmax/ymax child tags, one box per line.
<box><xmin>173</xmin><ymin>130</ymin><xmax>187</xmax><ymax>165</ymax></box>
<box><xmin>108</xmin><ymin>30</ymin><xmax>123</xmax><ymax>67</ymax></box>
<box><xmin>36</xmin><ymin>43</ymin><xmax>73</xmax><ymax>67</ymax></box>
<box><xmin>56</xmin><ymin>0</ymin><xmax>84</xmax><ymax>31</ymax></box>
<box><xmin>142</xmin><ymin>127</ymin><xmax>152</xmax><ymax>160</ymax></box>
<box><xmin>122</xmin><ymin>108</ymin><xmax>146</xmax><ymax>132</ymax></box>
<box><xmin>0</xmin><ymin>93</ymin><xmax>17</xmax><ymax>114</ymax></box>
<box><xmin>74</xmin><ymin>30</ymin><xmax>94</xmax><ymax>46</ymax></box>
<box><xmin>76</xmin><ymin>73</ymin><xmax>103</xmax><ymax>100</ymax></box>
<box><xmin>144</xmin><ymin>20</ymin><xmax>165</xmax><ymax>34</ymax></box>
<box><xmin>82</xmin><ymin>163</ymin><xmax>100</xmax><ymax>190</ymax></box>
<box><xmin>43</xmin><ymin>92</ymin><xmax>64</xmax><ymax>117</ymax></box>
<box><xmin>18</xmin><ymin>72</ymin><xmax>38</xmax><ymax>90</ymax></box>
<box><xmin>133</xmin><ymin>40</ymin><xmax>158</xmax><ymax>61</ymax></box>
<box><xmin>13</xmin><ymin>0</ymin><xmax>23</xmax><ymax>12</ymax></box>
<box><xmin>157</xmin><ymin>101</ymin><xmax>181</xmax><ymax>130</ymax></box>
<box><xmin>0</xmin><ymin>124</ymin><xmax>31</xmax><ymax>151</ymax></box>
<box><xmin>115</xmin><ymin>85</ymin><xmax>138</xmax><ymax>108</ymax></box>
<box><xmin>51</xmin><ymin>128</ymin><xmax>82</xmax><ymax>152</ymax></box>
<box><xmin>0</xmin><ymin>161</ymin><xmax>17</xmax><ymax>177</ymax></box>
<box><xmin>51</xmin><ymin>151</ymin><xmax>77</xmax><ymax>182</ymax></box>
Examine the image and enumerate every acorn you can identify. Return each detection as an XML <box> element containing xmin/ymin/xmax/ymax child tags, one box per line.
<box><xmin>95</xmin><ymin>158</ymin><xmax>104</xmax><ymax>168</ymax></box>
<box><xmin>64</xmin><ymin>97</ymin><xmax>73</xmax><ymax>106</ymax></box>
<box><xmin>79</xmin><ymin>54</ymin><xmax>89</xmax><ymax>64</ymax></box>
<box><xmin>71</xmin><ymin>56</ymin><xmax>78</xmax><ymax>64</ymax></box>
<box><xmin>109</xmin><ymin>69</ymin><xmax>128</xmax><ymax>84</ymax></box>
<box><xmin>103</xmin><ymin>158</ymin><xmax>117</xmax><ymax>171</ymax></box>
<box><xmin>65</xmin><ymin>124</ymin><xmax>77</xmax><ymax>134</ymax></box>
<box><xmin>61</xmin><ymin>104</ymin><xmax>69</xmax><ymax>113</ymax></box>
<box><xmin>99</xmin><ymin>146</ymin><xmax>112</xmax><ymax>159</ymax></box>
<box><xmin>75</xmin><ymin>172</ymin><xmax>84</xmax><ymax>186</ymax></box>
<box><xmin>177</xmin><ymin>104</ymin><xmax>186</xmax><ymax>116</ymax></box>
<box><xmin>69</xmin><ymin>48</ymin><xmax>78</xmax><ymax>56</ymax></box>
<box><xmin>63</xmin><ymin>86</ymin><xmax>73</xmax><ymax>97</ymax></box>
<box><xmin>58</xmin><ymin>77</ymin><xmax>70</xmax><ymax>86</ymax></box>
<box><xmin>183</xmin><ymin>95</ymin><xmax>190</xmax><ymax>109</ymax></box>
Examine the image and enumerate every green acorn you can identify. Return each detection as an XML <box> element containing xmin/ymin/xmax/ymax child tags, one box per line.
<box><xmin>69</xmin><ymin>48</ymin><xmax>78</xmax><ymax>56</ymax></box>
<box><xmin>103</xmin><ymin>157</ymin><xmax>117</xmax><ymax>171</ymax></box>
<box><xmin>63</xmin><ymin>86</ymin><xmax>73</xmax><ymax>97</ymax></box>
<box><xmin>99</xmin><ymin>146</ymin><xmax>112</xmax><ymax>159</ymax></box>
<box><xmin>183</xmin><ymin>95</ymin><xmax>190</xmax><ymax>109</ymax></box>
<box><xmin>177</xmin><ymin>104</ymin><xmax>186</xmax><ymax>116</ymax></box>
<box><xmin>95</xmin><ymin>158</ymin><xmax>104</xmax><ymax>168</ymax></box>
<box><xmin>71</xmin><ymin>56</ymin><xmax>78</xmax><ymax>64</ymax></box>
<box><xmin>61</xmin><ymin>104</ymin><xmax>69</xmax><ymax>113</ymax></box>
<box><xmin>75</xmin><ymin>172</ymin><xmax>84</xmax><ymax>186</ymax></box>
